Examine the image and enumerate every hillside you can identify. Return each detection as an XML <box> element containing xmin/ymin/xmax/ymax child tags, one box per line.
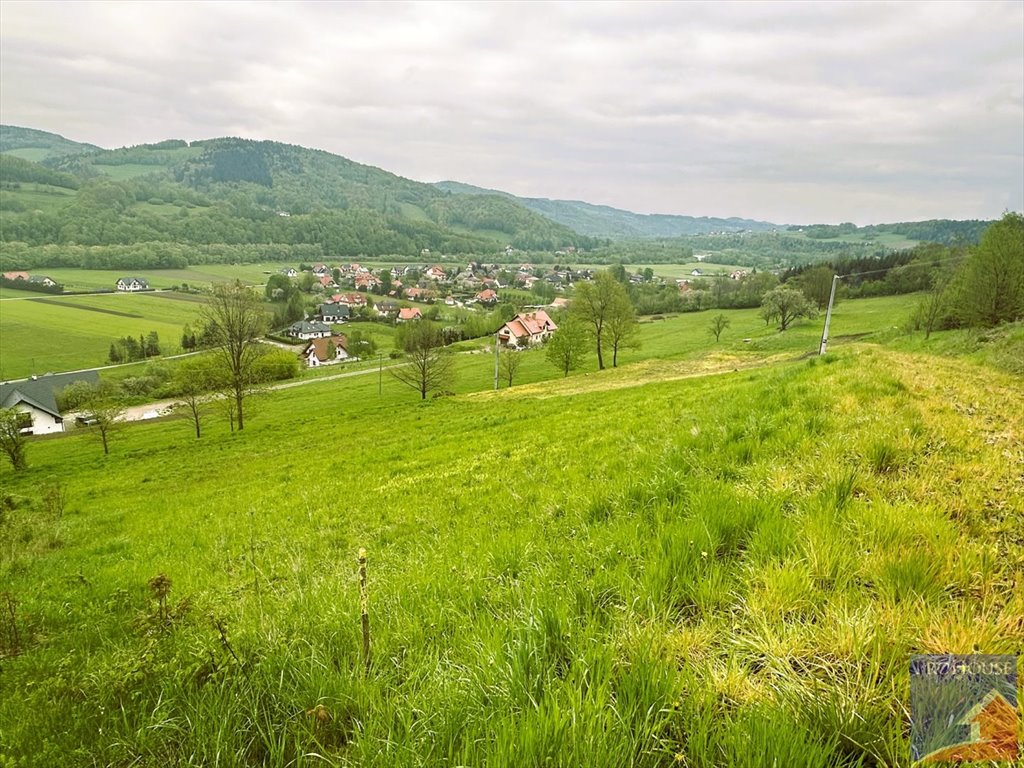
<box><xmin>0</xmin><ymin>130</ymin><xmax>593</xmax><ymax>266</ymax></box>
<box><xmin>435</xmin><ymin>179</ymin><xmax>779</xmax><ymax>237</ymax></box>
<box><xmin>1</xmin><ymin>321</ymin><xmax>1021</xmax><ymax>764</ymax></box>
<box><xmin>0</xmin><ymin>124</ymin><xmax>102</xmax><ymax>161</ymax></box>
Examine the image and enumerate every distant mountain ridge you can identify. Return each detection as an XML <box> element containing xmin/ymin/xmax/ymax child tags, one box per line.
<box><xmin>434</xmin><ymin>180</ymin><xmax>779</xmax><ymax>238</ymax></box>
<box><xmin>0</xmin><ymin>125</ymin><xmax>102</xmax><ymax>160</ymax></box>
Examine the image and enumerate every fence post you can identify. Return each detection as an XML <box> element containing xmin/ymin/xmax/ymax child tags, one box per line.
<box><xmin>358</xmin><ymin>548</ymin><xmax>371</xmax><ymax>672</ymax></box>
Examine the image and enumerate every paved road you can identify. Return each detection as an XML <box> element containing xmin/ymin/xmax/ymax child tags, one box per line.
<box><xmin>114</xmin><ymin>361</ymin><xmax>401</xmax><ymax>422</ymax></box>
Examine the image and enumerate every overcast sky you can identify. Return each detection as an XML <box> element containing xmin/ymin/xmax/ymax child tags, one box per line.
<box><xmin>1</xmin><ymin>1</ymin><xmax>1021</xmax><ymax>224</ymax></box>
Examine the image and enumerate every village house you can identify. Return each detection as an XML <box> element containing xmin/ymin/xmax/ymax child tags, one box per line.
<box><xmin>397</xmin><ymin>307</ymin><xmax>422</xmax><ymax>323</ymax></box>
<box><xmin>498</xmin><ymin>310</ymin><xmax>558</xmax><ymax>347</ymax></box>
<box><xmin>405</xmin><ymin>287</ymin><xmax>436</xmax><ymax>303</ymax></box>
<box><xmin>334</xmin><ymin>292</ymin><xmax>368</xmax><ymax>308</ymax></box>
<box><xmin>318</xmin><ymin>275</ymin><xmax>337</xmax><ymax>290</ymax></box>
<box><xmin>279</xmin><ymin>267</ymin><xmax>298</xmax><ymax>277</ymax></box>
<box><xmin>285</xmin><ymin>320</ymin><xmax>332</xmax><ymax>340</ymax></box>
<box><xmin>354</xmin><ymin>273</ymin><xmax>382</xmax><ymax>292</ymax></box>
<box><xmin>316</xmin><ymin>302</ymin><xmax>350</xmax><ymax>323</ymax></box>
<box><xmin>475</xmin><ymin>288</ymin><xmax>499</xmax><ymax>307</ymax></box>
<box><xmin>425</xmin><ymin>265</ymin><xmax>447</xmax><ymax>282</ymax></box>
<box><xmin>302</xmin><ymin>335</ymin><xmax>350</xmax><ymax>367</ymax></box>
<box><xmin>0</xmin><ymin>371</ymin><xmax>99</xmax><ymax>435</ymax></box>
<box><xmin>311</xmin><ymin>263</ymin><xmax>331</xmax><ymax>276</ymax></box>
<box><xmin>27</xmin><ymin>276</ymin><xmax>58</xmax><ymax>288</ymax></box>
<box><xmin>376</xmin><ymin>300</ymin><xmax>400</xmax><ymax>317</ymax></box>
<box><xmin>2</xmin><ymin>271</ymin><xmax>29</xmax><ymax>281</ymax></box>
<box><xmin>116</xmin><ymin>277</ymin><xmax>150</xmax><ymax>291</ymax></box>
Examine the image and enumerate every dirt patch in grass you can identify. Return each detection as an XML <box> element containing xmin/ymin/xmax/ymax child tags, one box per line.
<box><xmin>29</xmin><ymin>298</ymin><xmax>143</xmax><ymax>318</ymax></box>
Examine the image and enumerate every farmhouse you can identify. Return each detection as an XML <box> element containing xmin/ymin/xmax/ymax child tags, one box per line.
<box><xmin>498</xmin><ymin>310</ymin><xmax>558</xmax><ymax>346</ymax></box>
<box><xmin>2</xmin><ymin>271</ymin><xmax>29</xmax><ymax>281</ymax></box>
<box><xmin>28</xmin><ymin>275</ymin><xmax>58</xmax><ymax>288</ymax></box>
<box><xmin>279</xmin><ymin>267</ymin><xmax>298</xmax><ymax>277</ymax></box>
<box><xmin>397</xmin><ymin>307</ymin><xmax>422</xmax><ymax>323</ymax></box>
<box><xmin>302</xmin><ymin>335</ymin><xmax>350</xmax><ymax>367</ymax></box>
<box><xmin>284</xmin><ymin>320</ymin><xmax>332</xmax><ymax>340</ymax></box>
<box><xmin>116</xmin><ymin>277</ymin><xmax>150</xmax><ymax>291</ymax></box>
<box><xmin>0</xmin><ymin>371</ymin><xmax>99</xmax><ymax>435</ymax></box>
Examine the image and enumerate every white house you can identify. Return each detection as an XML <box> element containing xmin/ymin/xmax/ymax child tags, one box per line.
<box><xmin>498</xmin><ymin>310</ymin><xmax>558</xmax><ymax>346</ymax></box>
<box><xmin>302</xmin><ymin>335</ymin><xmax>350</xmax><ymax>367</ymax></box>
<box><xmin>285</xmin><ymin>320</ymin><xmax>332</xmax><ymax>340</ymax></box>
<box><xmin>0</xmin><ymin>371</ymin><xmax>99</xmax><ymax>435</ymax></box>
<box><xmin>116</xmin><ymin>277</ymin><xmax>150</xmax><ymax>291</ymax></box>
<box><xmin>397</xmin><ymin>307</ymin><xmax>422</xmax><ymax>323</ymax></box>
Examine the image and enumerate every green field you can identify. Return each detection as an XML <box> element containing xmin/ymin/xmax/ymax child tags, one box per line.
<box><xmin>1</xmin><ymin>298</ymin><xmax>1020</xmax><ymax>766</ymax></box>
<box><xmin>0</xmin><ymin>292</ymin><xmax>209</xmax><ymax>378</ymax></box>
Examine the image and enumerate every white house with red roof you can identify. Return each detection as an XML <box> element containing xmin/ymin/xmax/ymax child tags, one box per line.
<box><xmin>498</xmin><ymin>310</ymin><xmax>558</xmax><ymax>346</ymax></box>
<box><xmin>397</xmin><ymin>307</ymin><xmax>422</xmax><ymax>323</ymax></box>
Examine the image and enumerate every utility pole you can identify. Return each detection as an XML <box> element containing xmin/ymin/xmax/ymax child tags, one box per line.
<box><xmin>494</xmin><ymin>333</ymin><xmax>500</xmax><ymax>390</ymax></box>
<box><xmin>819</xmin><ymin>274</ymin><xmax>840</xmax><ymax>355</ymax></box>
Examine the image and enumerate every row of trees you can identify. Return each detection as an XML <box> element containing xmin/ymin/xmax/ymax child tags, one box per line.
<box><xmin>108</xmin><ymin>332</ymin><xmax>161</xmax><ymax>363</ymax></box>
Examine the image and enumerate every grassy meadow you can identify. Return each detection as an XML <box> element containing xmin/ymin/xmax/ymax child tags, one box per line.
<box><xmin>0</xmin><ymin>292</ymin><xmax>209</xmax><ymax>378</ymax></box>
<box><xmin>1</xmin><ymin>288</ymin><xmax>1022</xmax><ymax>766</ymax></box>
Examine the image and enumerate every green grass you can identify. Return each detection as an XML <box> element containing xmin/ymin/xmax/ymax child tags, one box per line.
<box><xmin>0</xmin><ymin>182</ymin><xmax>77</xmax><ymax>213</ymax></box>
<box><xmin>1</xmin><ymin>147</ymin><xmax>52</xmax><ymax>162</ymax></box>
<box><xmin>0</xmin><ymin>292</ymin><xmax>208</xmax><ymax>378</ymax></box>
<box><xmin>1</xmin><ymin>330</ymin><xmax>1020</xmax><ymax>766</ymax></box>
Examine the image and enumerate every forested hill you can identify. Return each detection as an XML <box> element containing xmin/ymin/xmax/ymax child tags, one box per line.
<box><xmin>0</xmin><ymin>129</ymin><xmax>596</xmax><ymax>269</ymax></box>
<box><xmin>0</xmin><ymin>125</ymin><xmax>102</xmax><ymax>161</ymax></box>
<box><xmin>434</xmin><ymin>180</ymin><xmax>779</xmax><ymax>237</ymax></box>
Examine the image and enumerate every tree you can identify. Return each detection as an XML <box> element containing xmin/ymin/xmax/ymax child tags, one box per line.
<box><xmin>708</xmin><ymin>313</ymin><xmax>731</xmax><ymax>342</ymax></box>
<box><xmin>80</xmin><ymin>383</ymin><xmax>125</xmax><ymax>456</ymax></box>
<box><xmin>264</xmin><ymin>273</ymin><xmax>292</xmax><ymax>301</ymax></box>
<box><xmin>794</xmin><ymin>265</ymin><xmax>836</xmax><ymax>310</ymax></box>
<box><xmin>605</xmin><ymin>288</ymin><xmax>640</xmax><ymax>367</ymax></box>
<box><xmin>201</xmin><ymin>281</ymin><xmax>268</xmax><ymax>430</ymax></box>
<box><xmin>545</xmin><ymin>317</ymin><xmax>590</xmax><ymax>377</ymax></box>
<box><xmin>0</xmin><ymin>408</ymin><xmax>29</xmax><ymax>470</ymax></box>
<box><xmin>389</xmin><ymin>322</ymin><xmax>455</xmax><ymax>399</ymax></box>
<box><xmin>951</xmin><ymin>212</ymin><xmax>1024</xmax><ymax>327</ymax></box>
<box><xmin>571</xmin><ymin>270</ymin><xmax>633</xmax><ymax>370</ymax></box>
<box><xmin>499</xmin><ymin>345</ymin><xmax>523</xmax><ymax>388</ymax></box>
<box><xmin>174</xmin><ymin>357</ymin><xmax>215</xmax><ymax>438</ymax></box>
<box><xmin>760</xmin><ymin>286</ymin><xmax>817</xmax><ymax>331</ymax></box>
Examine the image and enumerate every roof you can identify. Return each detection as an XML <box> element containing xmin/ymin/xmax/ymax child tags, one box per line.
<box><xmin>398</xmin><ymin>307</ymin><xmax>422</xmax><ymax>320</ymax></box>
<box><xmin>118</xmin><ymin>276</ymin><xmax>149</xmax><ymax>285</ymax></box>
<box><xmin>477</xmin><ymin>289</ymin><xmax>498</xmax><ymax>300</ymax></box>
<box><xmin>27</xmin><ymin>275</ymin><xmax>54</xmax><ymax>283</ymax></box>
<box><xmin>317</xmin><ymin>302</ymin><xmax>350</xmax><ymax>317</ymax></box>
<box><xmin>0</xmin><ymin>371</ymin><xmax>100</xmax><ymax>418</ymax></box>
<box><xmin>3</xmin><ymin>271</ymin><xmax>29</xmax><ymax>280</ymax></box>
<box><xmin>288</xmin><ymin>320</ymin><xmax>331</xmax><ymax>334</ymax></box>
<box><xmin>304</xmin><ymin>335</ymin><xmax>348</xmax><ymax>361</ymax></box>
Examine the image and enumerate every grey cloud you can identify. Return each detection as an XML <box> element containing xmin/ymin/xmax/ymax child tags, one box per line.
<box><xmin>1</xmin><ymin>0</ymin><xmax>1021</xmax><ymax>223</ymax></box>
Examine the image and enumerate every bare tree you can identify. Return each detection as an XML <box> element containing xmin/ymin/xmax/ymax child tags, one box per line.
<box><xmin>499</xmin><ymin>344</ymin><xmax>524</xmax><ymax>388</ymax></box>
<box><xmin>0</xmin><ymin>408</ymin><xmax>28</xmax><ymax>470</ymax></box>
<box><xmin>81</xmin><ymin>383</ymin><xmax>125</xmax><ymax>456</ymax></box>
<box><xmin>708</xmin><ymin>313</ymin><xmax>731</xmax><ymax>342</ymax></box>
<box><xmin>389</xmin><ymin>322</ymin><xmax>455</xmax><ymax>399</ymax></box>
<box><xmin>174</xmin><ymin>357</ymin><xmax>215</xmax><ymax>438</ymax></box>
<box><xmin>202</xmin><ymin>281</ymin><xmax>267</xmax><ymax>430</ymax></box>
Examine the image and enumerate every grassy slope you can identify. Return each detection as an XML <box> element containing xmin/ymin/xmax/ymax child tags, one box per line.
<box><xmin>1</xmin><ymin>295</ymin><xmax>1021</xmax><ymax>765</ymax></box>
<box><xmin>0</xmin><ymin>293</ymin><xmax>208</xmax><ymax>378</ymax></box>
